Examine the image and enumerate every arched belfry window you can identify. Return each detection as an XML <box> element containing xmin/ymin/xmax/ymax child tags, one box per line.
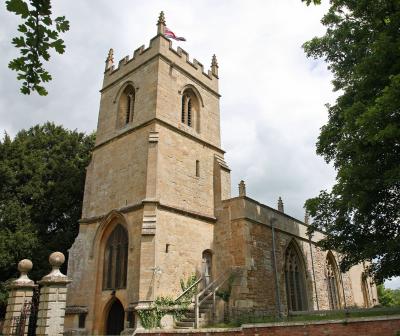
<box><xmin>326</xmin><ymin>252</ymin><xmax>341</xmax><ymax>309</ymax></box>
<box><xmin>181</xmin><ymin>88</ymin><xmax>199</xmax><ymax>131</ymax></box>
<box><xmin>118</xmin><ymin>85</ymin><xmax>135</xmax><ymax>127</ymax></box>
<box><xmin>284</xmin><ymin>241</ymin><xmax>308</xmax><ymax>311</ymax></box>
<box><xmin>103</xmin><ymin>225</ymin><xmax>128</xmax><ymax>290</ymax></box>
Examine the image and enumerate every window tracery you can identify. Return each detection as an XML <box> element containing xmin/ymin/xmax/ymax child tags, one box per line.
<box><xmin>103</xmin><ymin>225</ymin><xmax>128</xmax><ymax>290</ymax></box>
<box><xmin>284</xmin><ymin>242</ymin><xmax>308</xmax><ymax>311</ymax></box>
<box><xmin>361</xmin><ymin>273</ymin><xmax>371</xmax><ymax>307</ymax></box>
<box><xmin>326</xmin><ymin>252</ymin><xmax>341</xmax><ymax>309</ymax></box>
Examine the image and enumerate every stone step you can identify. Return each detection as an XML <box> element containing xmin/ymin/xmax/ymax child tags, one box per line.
<box><xmin>175</xmin><ymin>294</ymin><xmax>215</xmax><ymax>329</ymax></box>
<box><xmin>184</xmin><ymin>312</ymin><xmax>206</xmax><ymax>319</ymax></box>
<box><xmin>175</xmin><ymin>326</ymin><xmax>192</xmax><ymax>329</ymax></box>
<box><xmin>200</xmin><ymin>296</ymin><xmax>213</xmax><ymax>302</ymax></box>
<box><xmin>175</xmin><ymin>321</ymin><xmax>195</xmax><ymax>328</ymax></box>
<box><xmin>200</xmin><ymin>307</ymin><xmax>212</xmax><ymax>311</ymax></box>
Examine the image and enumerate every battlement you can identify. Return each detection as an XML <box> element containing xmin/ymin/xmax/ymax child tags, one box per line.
<box><xmin>104</xmin><ymin>42</ymin><xmax>153</xmax><ymax>76</ymax></box>
<box><xmin>103</xmin><ymin>34</ymin><xmax>219</xmax><ymax>93</ymax></box>
<box><xmin>168</xmin><ymin>44</ymin><xmax>217</xmax><ymax>79</ymax></box>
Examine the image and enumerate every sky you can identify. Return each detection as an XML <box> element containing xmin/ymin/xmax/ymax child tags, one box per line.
<box><xmin>0</xmin><ymin>0</ymin><xmax>398</xmax><ymax>289</ymax></box>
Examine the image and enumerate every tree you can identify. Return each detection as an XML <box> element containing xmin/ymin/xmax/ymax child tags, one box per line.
<box><xmin>377</xmin><ymin>284</ymin><xmax>400</xmax><ymax>306</ymax></box>
<box><xmin>303</xmin><ymin>0</ymin><xmax>400</xmax><ymax>283</ymax></box>
<box><xmin>0</xmin><ymin>123</ymin><xmax>94</xmax><ymax>316</ymax></box>
<box><xmin>6</xmin><ymin>0</ymin><xmax>69</xmax><ymax>96</ymax></box>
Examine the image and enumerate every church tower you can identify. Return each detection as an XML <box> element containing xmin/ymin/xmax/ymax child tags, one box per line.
<box><xmin>65</xmin><ymin>12</ymin><xmax>231</xmax><ymax>335</ymax></box>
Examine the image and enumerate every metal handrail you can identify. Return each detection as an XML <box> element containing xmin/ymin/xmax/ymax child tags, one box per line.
<box><xmin>199</xmin><ymin>288</ymin><xmax>214</xmax><ymax>306</ymax></box>
<box><xmin>174</xmin><ymin>276</ymin><xmax>203</xmax><ymax>303</ymax></box>
<box><xmin>196</xmin><ymin>268</ymin><xmax>231</xmax><ymax>299</ymax></box>
<box><xmin>194</xmin><ymin>267</ymin><xmax>239</xmax><ymax>328</ymax></box>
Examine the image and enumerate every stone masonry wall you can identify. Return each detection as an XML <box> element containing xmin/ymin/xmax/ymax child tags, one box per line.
<box><xmin>217</xmin><ymin>196</ymin><xmax>373</xmax><ymax>317</ymax></box>
<box><xmin>154</xmin><ymin>209</ymin><xmax>214</xmax><ymax>298</ymax></box>
<box><xmin>156</xmin><ymin>125</ymin><xmax>221</xmax><ymax>217</ymax></box>
<box><xmin>156</xmin><ymin>58</ymin><xmax>221</xmax><ymax>148</ymax></box>
<box><xmin>81</xmin><ymin>126</ymin><xmax>151</xmax><ymax>219</ymax></box>
<box><xmin>97</xmin><ymin>57</ymin><xmax>159</xmax><ymax>145</ymax></box>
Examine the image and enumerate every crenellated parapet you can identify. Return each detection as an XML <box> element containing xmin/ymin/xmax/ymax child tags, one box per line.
<box><xmin>102</xmin><ymin>12</ymin><xmax>219</xmax><ymax>94</ymax></box>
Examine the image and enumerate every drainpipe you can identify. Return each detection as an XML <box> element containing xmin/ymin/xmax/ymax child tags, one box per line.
<box><xmin>271</xmin><ymin>218</ymin><xmax>282</xmax><ymax>318</ymax></box>
<box><xmin>308</xmin><ymin>233</ymin><xmax>319</xmax><ymax>310</ymax></box>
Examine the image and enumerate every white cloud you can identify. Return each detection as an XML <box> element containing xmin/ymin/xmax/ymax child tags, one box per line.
<box><xmin>2</xmin><ymin>0</ymin><xmax>398</xmax><ymax>288</ymax></box>
<box><xmin>385</xmin><ymin>278</ymin><xmax>400</xmax><ymax>290</ymax></box>
<box><xmin>0</xmin><ymin>1</ymin><xmax>334</xmax><ymax>219</ymax></box>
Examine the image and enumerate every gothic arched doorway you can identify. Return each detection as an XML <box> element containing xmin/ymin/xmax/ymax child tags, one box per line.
<box><xmin>106</xmin><ymin>299</ymin><xmax>125</xmax><ymax>335</ymax></box>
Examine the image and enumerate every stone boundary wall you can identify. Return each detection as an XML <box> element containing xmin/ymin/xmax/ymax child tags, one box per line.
<box><xmin>135</xmin><ymin>315</ymin><xmax>400</xmax><ymax>336</ymax></box>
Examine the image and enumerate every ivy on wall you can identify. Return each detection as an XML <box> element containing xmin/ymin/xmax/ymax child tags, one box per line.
<box><xmin>138</xmin><ymin>274</ymin><xmax>198</xmax><ymax>329</ymax></box>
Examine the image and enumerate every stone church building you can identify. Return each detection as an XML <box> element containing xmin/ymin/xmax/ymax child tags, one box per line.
<box><xmin>65</xmin><ymin>12</ymin><xmax>378</xmax><ymax>335</ymax></box>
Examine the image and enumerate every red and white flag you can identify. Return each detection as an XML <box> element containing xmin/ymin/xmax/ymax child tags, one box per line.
<box><xmin>164</xmin><ymin>27</ymin><xmax>186</xmax><ymax>41</ymax></box>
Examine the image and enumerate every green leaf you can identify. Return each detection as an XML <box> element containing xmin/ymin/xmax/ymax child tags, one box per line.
<box><xmin>20</xmin><ymin>85</ymin><xmax>30</xmax><ymax>94</ymax></box>
<box><xmin>7</xmin><ymin>0</ymin><xmax>69</xmax><ymax>96</ymax></box>
<box><xmin>34</xmin><ymin>85</ymin><xmax>48</xmax><ymax>96</ymax></box>
<box><xmin>42</xmin><ymin>16</ymin><xmax>52</xmax><ymax>26</ymax></box>
<box><xmin>301</xmin><ymin>0</ymin><xmax>321</xmax><ymax>5</ymax></box>
<box><xmin>6</xmin><ymin>0</ymin><xmax>30</xmax><ymax>18</ymax></box>
<box><xmin>303</xmin><ymin>0</ymin><xmax>400</xmax><ymax>283</ymax></box>
<box><xmin>55</xmin><ymin>16</ymin><xmax>70</xmax><ymax>32</ymax></box>
<box><xmin>11</xmin><ymin>36</ymin><xmax>26</xmax><ymax>48</ymax></box>
<box><xmin>51</xmin><ymin>39</ymin><xmax>66</xmax><ymax>54</ymax></box>
<box><xmin>0</xmin><ymin>123</ymin><xmax>94</xmax><ymax>306</ymax></box>
<box><xmin>39</xmin><ymin>71</ymin><xmax>52</xmax><ymax>82</ymax></box>
<box><xmin>8</xmin><ymin>57</ymin><xmax>25</xmax><ymax>70</ymax></box>
<box><xmin>17</xmin><ymin>24</ymin><xmax>27</xmax><ymax>33</ymax></box>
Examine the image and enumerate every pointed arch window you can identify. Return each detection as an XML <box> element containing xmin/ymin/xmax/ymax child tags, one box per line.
<box><xmin>118</xmin><ymin>85</ymin><xmax>135</xmax><ymax>128</ymax></box>
<box><xmin>181</xmin><ymin>88</ymin><xmax>199</xmax><ymax>130</ymax></box>
<box><xmin>284</xmin><ymin>242</ymin><xmax>308</xmax><ymax>311</ymax></box>
<box><xmin>361</xmin><ymin>273</ymin><xmax>371</xmax><ymax>307</ymax></box>
<box><xmin>326</xmin><ymin>253</ymin><xmax>341</xmax><ymax>309</ymax></box>
<box><xmin>103</xmin><ymin>225</ymin><xmax>128</xmax><ymax>290</ymax></box>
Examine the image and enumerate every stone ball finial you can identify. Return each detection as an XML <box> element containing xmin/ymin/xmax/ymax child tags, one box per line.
<box><xmin>39</xmin><ymin>251</ymin><xmax>70</xmax><ymax>284</ymax></box>
<box><xmin>18</xmin><ymin>259</ymin><xmax>33</xmax><ymax>274</ymax></box>
<box><xmin>49</xmin><ymin>252</ymin><xmax>65</xmax><ymax>268</ymax></box>
<box><xmin>14</xmin><ymin>259</ymin><xmax>34</xmax><ymax>286</ymax></box>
